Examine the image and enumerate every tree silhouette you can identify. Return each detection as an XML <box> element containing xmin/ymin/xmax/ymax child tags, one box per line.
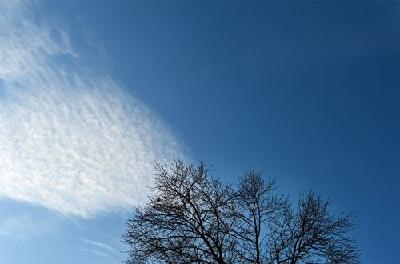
<box><xmin>123</xmin><ymin>160</ymin><xmax>359</xmax><ymax>264</ymax></box>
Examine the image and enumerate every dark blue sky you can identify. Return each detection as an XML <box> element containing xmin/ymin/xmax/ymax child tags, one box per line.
<box><xmin>3</xmin><ymin>1</ymin><xmax>398</xmax><ymax>263</ymax></box>
<box><xmin>56</xmin><ymin>2</ymin><xmax>399</xmax><ymax>262</ymax></box>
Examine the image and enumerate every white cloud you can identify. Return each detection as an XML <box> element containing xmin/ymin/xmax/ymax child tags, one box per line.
<box><xmin>0</xmin><ymin>1</ymin><xmax>184</xmax><ymax>217</ymax></box>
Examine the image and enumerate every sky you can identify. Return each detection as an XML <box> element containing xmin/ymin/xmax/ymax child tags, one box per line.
<box><xmin>0</xmin><ymin>1</ymin><xmax>398</xmax><ymax>263</ymax></box>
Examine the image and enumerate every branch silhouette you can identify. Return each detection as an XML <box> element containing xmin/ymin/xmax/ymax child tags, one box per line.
<box><xmin>122</xmin><ymin>160</ymin><xmax>359</xmax><ymax>264</ymax></box>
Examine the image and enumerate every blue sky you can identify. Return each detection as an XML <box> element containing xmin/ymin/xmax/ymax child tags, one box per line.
<box><xmin>0</xmin><ymin>1</ymin><xmax>398</xmax><ymax>263</ymax></box>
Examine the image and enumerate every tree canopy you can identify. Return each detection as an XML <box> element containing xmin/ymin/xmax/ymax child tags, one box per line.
<box><xmin>123</xmin><ymin>160</ymin><xmax>359</xmax><ymax>264</ymax></box>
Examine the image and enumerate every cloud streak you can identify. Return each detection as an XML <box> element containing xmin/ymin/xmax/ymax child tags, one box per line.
<box><xmin>82</xmin><ymin>239</ymin><xmax>118</xmax><ymax>254</ymax></box>
<box><xmin>80</xmin><ymin>239</ymin><xmax>120</xmax><ymax>263</ymax></box>
<box><xmin>0</xmin><ymin>1</ymin><xmax>184</xmax><ymax>217</ymax></box>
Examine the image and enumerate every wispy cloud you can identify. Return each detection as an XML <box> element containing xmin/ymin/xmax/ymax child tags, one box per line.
<box><xmin>82</xmin><ymin>239</ymin><xmax>118</xmax><ymax>254</ymax></box>
<box><xmin>0</xmin><ymin>213</ymin><xmax>51</xmax><ymax>239</ymax></box>
<box><xmin>80</xmin><ymin>239</ymin><xmax>120</xmax><ymax>264</ymax></box>
<box><xmin>81</xmin><ymin>248</ymin><xmax>108</xmax><ymax>258</ymax></box>
<box><xmin>0</xmin><ymin>1</ymin><xmax>184</xmax><ymax>217</ymax></box>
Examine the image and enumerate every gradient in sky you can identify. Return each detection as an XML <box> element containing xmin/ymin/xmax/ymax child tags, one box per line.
<box><xmin>0</xmin><ymin>1</ymin><xmax>399</xmax><ymax>264</ymax></box>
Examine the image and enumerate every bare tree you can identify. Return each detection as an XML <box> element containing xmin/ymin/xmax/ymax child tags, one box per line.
<box><xmin>123</xmin><ymin>160</ymin><xmax>359</xmax><ymax>264</ymax></box>
<box><xmin>267</xmin><ymin>191</ymin><xmax>360</xmax><ymax>264</ymax></box>
<box><xmin>123</xmin><ymin>160</ymin><xmax>238</xmax><ymax>264</ymax></box>
<box><xmin>234</xmin><ymin>171</ymin><xmax>283</xmax><ymax>264</ymax></box>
